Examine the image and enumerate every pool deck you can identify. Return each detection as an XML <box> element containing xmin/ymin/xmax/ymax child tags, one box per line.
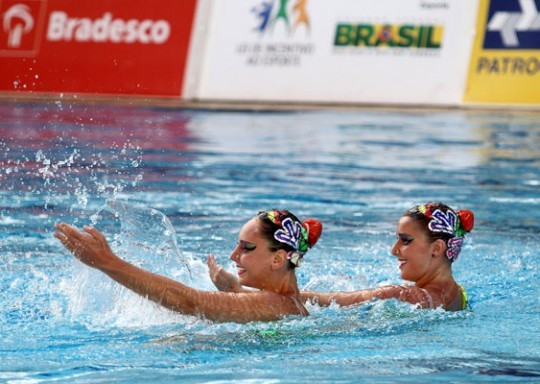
<box><xmin>1</xmin><ymin>92</ymin><xmax>540</xmax><ymax>114</ymax></box>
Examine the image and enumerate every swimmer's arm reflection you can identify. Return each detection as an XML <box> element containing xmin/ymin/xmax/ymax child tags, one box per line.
<box><xmin>54</xmin><ymin>223</ymin><xmax>302</xmax><ymax>323</ymax></box>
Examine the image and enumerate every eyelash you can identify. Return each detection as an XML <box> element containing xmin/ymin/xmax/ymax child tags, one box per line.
<box><xmin>398</xmin><ymin>236</ymin><xmax>413</xmax><ymax>245</ymax></box>
<box><xmin>238</xmin><ymin>241</ymin><xmax>256</xmax><ymax>252</ymax></box>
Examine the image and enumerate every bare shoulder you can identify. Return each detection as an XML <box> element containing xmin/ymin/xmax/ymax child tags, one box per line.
<box><xmin>424</xmin><ymin>283</ymin><xmax>464</xmax><ymax>311</ymax></box>
<box><xmin>395</xmin><ymin>285</ymin><xmax>437</xmax><ymax>309</ymax></box>
<box><xmin>201</xmin><ymin>290</ymin><xmax>306</xmax><ymax>323</ymax></box>
<box><xmin>242</xmin><ymin>290</ymin><xmax>306</xmax><ymax>315</ymax></box>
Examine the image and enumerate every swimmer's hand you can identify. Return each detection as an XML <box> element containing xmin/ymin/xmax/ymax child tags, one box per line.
<box><xmin>54</xmin><ymin>223</ymin><xmax>120</xmax><ymax>270</ymax></box>
<box><xmin>207</xmin><ymin>254</ymin><xmax>243</xmax><ymax>293</ymax></box>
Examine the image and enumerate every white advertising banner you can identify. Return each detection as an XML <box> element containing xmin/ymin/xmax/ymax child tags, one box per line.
<box><xmin>186</xmin><ymin>0</ymin><xmax>479</xmax><ymax>106</ymax></box>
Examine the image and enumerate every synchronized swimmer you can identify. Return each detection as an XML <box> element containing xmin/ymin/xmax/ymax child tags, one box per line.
<box><xmin>55</xmin><ymin>202</ymin><xmax>474</xmax><ymax>323</ymax></box>
<box><xmin>211</xmin><ymin>202</ymin><xmax>474</xmax><ymax>312</ymax></box>
<box><xmin>55</xmin><ymin>209</ymin><xmax>322</xmax><ymax>323</ymax></box>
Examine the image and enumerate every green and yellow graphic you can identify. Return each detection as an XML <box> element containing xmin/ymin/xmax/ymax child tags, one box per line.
<box><xmin>334</xmin><ymin>24</ymin><xmax>444</xmax><ymax>48</ymax></box>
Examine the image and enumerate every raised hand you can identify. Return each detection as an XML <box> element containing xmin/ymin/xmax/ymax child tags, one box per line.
<box><xmin>207</xmin><ymin>254</ymin><xmax>241</xmax><ymax>292</ymax></box>
<box><xmin>54</xmin><ymin>223</ymin><xmax>119</xmax><ymax>269</ymax></box>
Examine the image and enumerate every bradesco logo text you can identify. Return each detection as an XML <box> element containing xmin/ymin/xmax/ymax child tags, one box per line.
<box><xmin>334</xmin><ymin>24</ymin><xmax>444</xmax><ymax>48</ymax></box>
<box><xmin>47</xmin><ymin>12</ymin><xmax>171</xmax><ymax>44</ymax></box>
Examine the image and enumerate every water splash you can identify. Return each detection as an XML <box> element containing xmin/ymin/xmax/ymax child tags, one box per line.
<box><xmin>62</xmin><ymin>200</ymin><xmax>198</xmax><ymax>329</ymax></box>
<box><xmin>90</xmin><ymin>199</ymin><xmax>192</xmax><ymax>278</ymax></box>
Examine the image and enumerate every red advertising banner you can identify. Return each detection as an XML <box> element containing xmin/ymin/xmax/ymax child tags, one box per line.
<box><xmin>0</xmin><ymin>0</ymin><xmax>197</xmax><ymax>96</ymax></box>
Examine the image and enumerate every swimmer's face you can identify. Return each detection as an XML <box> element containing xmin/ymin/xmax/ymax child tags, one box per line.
<box><xmin>230</xmin><ymin>217</ymin><xmax>277</xmax><ymax>289</ymax></box>
<box><xmin>391</xmin><ymin>216</ymin><xmax>437</xmax><ymax>283</ymax></box>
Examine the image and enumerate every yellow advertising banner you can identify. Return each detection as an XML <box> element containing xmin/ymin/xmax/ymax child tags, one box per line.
<box><xmin>465</xmin><ymin>0</ymin><xmax>540</xmax><ymax>105</ymax></box>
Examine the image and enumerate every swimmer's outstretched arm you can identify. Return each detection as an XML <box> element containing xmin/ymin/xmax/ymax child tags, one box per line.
<box><xmin>302</xmin><ymin>287</ymin><xmax>433</xmax><ymax>309</ymax></box>
<box><xmin>207</xmin><ymin>260</ymin><xmax>409</xmax><ymax>304</ymax></box>
<box><xmin>302</xmin><ymin>288</ymin><xmax>398</xmax><ymax>306</ymax></box>
<box><xmin>207</xmin><ymin>257</ymin><xmax>433</xmax><ymax>309</ymax></box>
<box><xmin>54</xmin><ymin>223</ymin><xmax>303</xmax><ymax>323</ymax></box>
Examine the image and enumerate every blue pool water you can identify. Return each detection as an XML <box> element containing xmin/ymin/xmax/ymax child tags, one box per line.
<box><xmin>1</xmin><ymin>102</ymin><xmax>539</xmax><ymax>383</ymax></box>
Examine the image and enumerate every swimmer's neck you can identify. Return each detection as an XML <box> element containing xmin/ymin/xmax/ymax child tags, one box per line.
<box><xmin>414</xmin><ymin>266</ymin><xmax>455</xmax><ymax>290</ymax></box>
<box><xmin>258</xmin><ymin>270</ymin><xmax>301</xmax><ymax>297</ymax></box>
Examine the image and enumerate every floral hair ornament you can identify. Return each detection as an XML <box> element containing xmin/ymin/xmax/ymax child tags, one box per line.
<box><xmin>303</xmin><ymin>219</ymin><xmax>322</xmax><ymax>248</ymax></box>
<box><xmin>259</xmin><ymin>210</ymin><xmax>319</xmax><ymax>267</ymax></box>
<box><xmin>456</xmin><ymin>209</ymin><xmax>474</xmax><ymax>237</ymax></box>
<box><xmin>422</xmin><ymin>206</ymin><xmax>475</xmax><ymax>262</ymax></box>
<box><xmin>426</xmin><ymin>208</ymin><xmax>461</xmax><ymax>261</ymax></box>
<box><xmin>446</xmin><ymin>237</ymin><xmax>464</xmax><ymax>262</ymax></box>
<box><xmin>428</xmin><ymin>209</ymin><xmax>457</xmax><ymax>236</ymax></box>
<box><xmin>418</xmin><ymin>204</ymin><xmax>433</xmax><ymax>218</ymax></box>
<box><xmin>274</xmin><ymin>218</ymin><xmax>308</xmax><ymax>251</ymax></box>
<box><xmin>273</xmin><ymin>217</ymin><xmax>310</xmax><ymax>267</ymax></box>
<box><xmin>448</xmin><ymin>209</ymin><xmax>475</xmax><ymax>262</ymax></box>
<box><xmin>264</xmin><ymin>210</ymin><xmax>282</xmax><ymax>226</ymax></box>
<box><xmin>288</xmin><ymin>251</ymin><xmax>304</xmax><ymax>267</ymax></box>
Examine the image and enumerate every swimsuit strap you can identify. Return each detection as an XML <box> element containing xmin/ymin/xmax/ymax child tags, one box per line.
<box><xmin>457</xmin><ymin>284</ymin><xmax>469</xmax><ymax>310</ymax></box>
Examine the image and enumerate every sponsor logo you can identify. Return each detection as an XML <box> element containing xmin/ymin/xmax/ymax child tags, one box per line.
<box><xmin>3</xmin><ymin>4</ymin><xmax>33</xmax><ymax>47</ymax></box>
<box><xmin>476</xmin><ymin>55</ymin><xmax>540</xmax><ymax>74</ymax></box>
<box><xmin>484</xmin><ymin>0</ymin><xmax>540</xmax><ymax>49</ymax></box>
<box><xmin>1</xmin><ymin>4</ymin><xmax>171</xmax><ymax>56</ymax></box>
<box><xmin>46</xmin><ymin>12</ymin><xmax>171</xmax><ymax>44</ymax></box>
<box><xmin>236</xmin><ymin>0</ymin><xmax>314</xmax><ymax>67</ymax></box>
<box><xmin>420</xmin><ymin>1</ymin><xmax>450</xmax><ymax>10</ymax></box>
<box><xmin>334</xmin><ymin>24</ymin><xmax>444</xmax><ymax>48</ymax></box>
<box><xmin>0</xmin><ymin>0</ymin><xmax>46</xmax><ymax>57</ymax></box>
<box><xmin>252</xmin><ymin>0</ymin><xmax>310</xmax><ymax>36</ymax></box>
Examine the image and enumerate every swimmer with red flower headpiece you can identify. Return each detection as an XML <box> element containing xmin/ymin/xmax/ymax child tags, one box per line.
<box><xmin>211</xmin><ymin>203</ymin><xmax>474</xmax><ymax>311</ymax></box>
<box><xmin>54</xmin><ymin>209</ymin><xmax>322</xmax><ymax>323</ymax></box>
<box><xmin>304</xmin><ymin>202</ymin><xmax>474</xmax><ymax>311</ymax></box>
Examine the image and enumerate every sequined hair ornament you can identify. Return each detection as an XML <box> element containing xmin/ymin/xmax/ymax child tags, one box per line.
<box><xmin>417</xmin><ymin>204</ymin><xmax>475</xmax><ymax>262</ymax></box>
<box><xmin>259</xmin><ymin>210</ymin><xmax>322</xmax><ymax>267</ymax></box>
